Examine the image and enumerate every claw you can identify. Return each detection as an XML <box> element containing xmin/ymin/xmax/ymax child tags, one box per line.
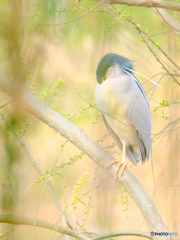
<box><xmin>107</xmin><ymin>160</ymin><xmax>127</xmax><ymax>180</ymax></box>
<box><xmin>107</xmin><ymin>142</ymin><xmax>127</xmax><ymax>180</ymax></box>
<box><xmin>116</xmin><ymin>162</ymin><xmax>127</xmax><ymax>180</ymax></box>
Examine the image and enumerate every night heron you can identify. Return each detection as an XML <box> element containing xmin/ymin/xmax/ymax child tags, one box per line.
<box><xmin>94</xmin><ymin>53</ymin><xmax>151</xmax><ymax>179</ymax></box>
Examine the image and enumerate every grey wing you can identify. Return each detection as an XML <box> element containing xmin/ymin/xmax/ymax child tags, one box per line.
<box><xmin>101</xmin><ymin>114</ymin><xmax>138</xmax><ymax>165</ymax></box>
<box><xmin>127</xmin><ymin>86</ymin><xmax>151</xmax><ymax>163</ymax></box>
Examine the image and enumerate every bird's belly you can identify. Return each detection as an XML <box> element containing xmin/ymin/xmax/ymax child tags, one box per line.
<box><xmin>95</xmin><ymin>78</ymin><xmax>138</xmax><ymax>147</ymax></box>
<box><xmin>105</xmin><ymin>114</ymin><xmax>137</xmax><ymax>147</ymax></box>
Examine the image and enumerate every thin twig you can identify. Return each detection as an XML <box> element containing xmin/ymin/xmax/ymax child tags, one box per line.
<box><xmin>37</xmin><ymin>3</ymin><xmax>101</xmax><ymax>26</ymax></box>
<box><xmin>32</xmin><ymin>140</ymin><xmax>68</xmax><ymax>240</ymax></box>
<box><xmin>149</xmin><ymin>29</ymin><xmax>180</xmax><ymax>37</ymax></box>
<box><xmin>141</xmin><ymin>35</ymin><xmax>180</xmax><ymax>83</ymax></box>
<box><xmin>0</xmin><ymin>100</ymin><xmax>12</xmax><ymax>109</ymax></box>
<box><xmin>151</xmin><ymin>118</ymin><xmax>180</xmax><ymax>141</ymax></box>
<box><xmin>148</xmin><ymin>72</ymin><xmax>180</xmax><ymax>101</ymax></box>
<box><xmin>155</xmin><ymin>8</ymin><xmax>180</xmax><ymax>31</ymax></box>
<box><xmin>91</xmin><ymin>230</ymin><xmax>153</xmax><ymax>240</ymax></box>
<box><xmin>103</xmin><ymin>3</ymin><xmax>141</xmax><ymax>35</ymax></box>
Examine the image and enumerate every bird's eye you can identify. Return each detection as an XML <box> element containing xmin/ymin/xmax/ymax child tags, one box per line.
<box><xmin>102</xmin><ymin>76</ymin><xmax>106</xmax><ymax>82</ymax></box>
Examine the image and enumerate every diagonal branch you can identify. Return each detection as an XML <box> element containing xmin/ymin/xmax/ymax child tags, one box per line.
<box><xmin>0</xmin><ymin>214</ymin><xmax>153</xmax><ymax>239</ymax></box>
<box><xmin>94</xmin><ymin>0</ymin><xmax>180</xmax><ymax>12</ymax></box>
<box><xmin>0</xmin><ymin>214</ymin><xmax>90</xmax><ymax>240</ymax></box>
<box><xmin>0</xmin><ymin>68</ymin><xmax>172</xmax><ymax>240</ymax></box>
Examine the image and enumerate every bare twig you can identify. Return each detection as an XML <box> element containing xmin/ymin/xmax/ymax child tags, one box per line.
<box><xmin>91</xmin><ymin>231</ymin><xmax>153</xmax><ymax>240</ymax></box>
<box><xmin>149</xmin><ymin>73</ymin><xmax>180</xmax><ymax>101</ymax></box>
<box><xmin>32</xmin><ymin>140</ymin><xmax>68</xmax><ymax>240</ymax></box>
<box><xmin>149</xmin><ymin>29</ymin><xmax>180</xmax><ymax>37</ymax></box>
<box><xmin>151</xmin><ymin>118</ymin><xmax>180</xmax><ymax>141</ymax></box>
<box><xmin>153</xmin><ymin>8</ymin><xmax>180</xmax><ymax>31</ymax></box>
<box><xmin>141</xmin><ymin>35</ymin><xmax>180</xmax><ymax>85</ymax></box>
<box><xmin>0</xmin><ymin>100</ymin><xmax>12</xmax><ymax>109</ymax></box>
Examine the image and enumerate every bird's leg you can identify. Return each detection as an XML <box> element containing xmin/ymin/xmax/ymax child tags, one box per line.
<box><xmin>107</xmin><ymin>143</ymin><xmax>127</xmax><ymax>180</ymax></box>
<box><xmin>116</xmin><ymin>143</ymin><xmax>127</xmax><ymax>179</ymax></box>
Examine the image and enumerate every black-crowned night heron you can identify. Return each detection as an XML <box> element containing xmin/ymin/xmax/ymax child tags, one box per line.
<box><xmin>94</xmin><ymin>53</ymin><xmax>151</xmax><ymax>179</ymax></box>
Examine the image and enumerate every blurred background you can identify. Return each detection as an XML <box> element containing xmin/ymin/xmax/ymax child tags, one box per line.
<box><xmin>0</xmin><ymin>0</ymin><xmax>179</xmax><ymax>239</ymax></box>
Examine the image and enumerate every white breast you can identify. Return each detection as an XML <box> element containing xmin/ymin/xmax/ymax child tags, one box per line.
<box><xmin>94</xmin><ymin>68</ymin><xmax>138</xmax><ymax>147</ymax></box>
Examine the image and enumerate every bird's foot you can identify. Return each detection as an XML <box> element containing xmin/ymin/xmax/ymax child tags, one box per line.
<box><xmin>107</xmin><ymin>160</ymin><xmax>127</xmax><ymax>180</ymax></box>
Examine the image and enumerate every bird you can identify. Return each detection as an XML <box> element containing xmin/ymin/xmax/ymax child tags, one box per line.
<box><xmin>94</xmin><ymin>53</ymin><xmax>151</xmax><ymax>180</ymax></box>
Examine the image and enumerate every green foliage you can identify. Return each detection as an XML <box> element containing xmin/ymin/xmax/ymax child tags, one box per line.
<box><xmin>153</xmin><ymin>100</ymin><xmax>169</xmax><ymax>120</ymax></box>
<box><xmin>161</xmin><ymin>109</ymin><xmax>169</xmax><ymax>120</ymax></box>
<box><xmin>0</xmin><ymin>230</ymin><xmax>10</xmax><ymax>239</ymax></box>
<box><xmin>153</xmin><ymin>100</ymin><xmax>169</xmax><ymax>111</ymax></box>
<box><xmin>39</xmin><ymin>78</ymin><xmax>65</xmax><ymax>100</ymax></box>
<box><xmin>29</xmin><ymin>5</ymin><xmax>108</xmax><ymax>19</ymax></box>
<box><xmin>29</xmin><ymin>175</ymin><xmax>47</xmax><ymax>188</ymax></box>
<box><xmin>121</xmin><ymin>189</ymin><xmax>129</xmax><ymax>219</ymax></box>
<box><xmin>104</xmin><ymin>19</ymin><xmax>118</xmax><ymax>34</ymax></box>
<box><xmin>90</xmin><ymin>112</ymin><xmax>100</xmax><ymax>133</ymax></box>
<box><xmin>71</xmin><ymin>171</ymin><xmax>89</xmax><ymax>214</ymax></box>
<box><xmin>53</xmin><ymin>152</ymin><xmax>85</xmax><ymax>180</ymax></box>
<box><xmin>60</xmin><ymin>105</ymin><xmax>93</xmax><ymax>124</ymax></box>
<box><xmin>19</xmin><ymin>116</ymin><xmax>32</xmax><ymax>138</ymax></box>
<box><xmin>22</xmin><ymin>57</ymin><xmax>36</xmax><ymax>95</ymax></box>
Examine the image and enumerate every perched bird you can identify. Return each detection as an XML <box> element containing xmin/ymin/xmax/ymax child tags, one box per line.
<box><xmin>94</xmin><ymin>53</ymin><xmax>151</xmax><ymax>179</ymax></box>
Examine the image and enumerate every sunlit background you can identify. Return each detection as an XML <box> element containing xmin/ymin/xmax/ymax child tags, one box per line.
<box><xmin>0</xmin><ymin>0</ymin><xmax>179</xmax><ymax>239</ymax></box>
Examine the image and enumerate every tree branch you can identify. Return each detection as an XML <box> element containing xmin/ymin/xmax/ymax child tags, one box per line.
<box><xmin>91</xmin><ymin>231</ymin><xmax>153</xmax><ymax>239</ymax></box>
<box><xmin>0</xmin><ymin>214</ymin><xmax>90</xmax><ymax>240</ymax></box>
<box><xmin>0</xmin><ymin>68</ymin><xmax>172</xmax><ymax>240</ymax></box>
<box><xmin>0</xmin><ymin>214</ymin><xmax>153</xmax><ymax>240</ymax></box>
<box><xmin>0</xmin><ymin>99</ymin><xmax>12</xmax><ymax>109</ymax></box>
<box><xmin>94</xmin><ymin>0</ymin><xmax>180</xmax><ymax>12</ymax></box>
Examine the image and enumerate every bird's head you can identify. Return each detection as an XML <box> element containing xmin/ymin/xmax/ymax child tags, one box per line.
<box><xmin>96</xmin><ymin>53</ymin><xmax>133</xmax><ymax>84</ymax></box>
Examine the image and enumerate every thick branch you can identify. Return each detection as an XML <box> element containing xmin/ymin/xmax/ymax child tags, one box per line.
<box><xmin>94</xmin><ymin>0</ymin><xmax>180</xmax><ymax>12</ymax></box>
<box><xmin>0</xmin><ymin>214</ymin><xmax>153</xmax><ymax>239</ymax></box>
<box><xmin>0</xmin><ymin>68</ymin><xmax>172</xmax><ymax>240</ymax></box>
<box><xmin>0</xmin><ymin>214</ymin><xmax>90</xmax><ymax>240</ymax></box>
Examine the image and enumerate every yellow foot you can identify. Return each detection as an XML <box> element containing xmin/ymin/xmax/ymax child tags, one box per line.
<box><xmin>107</xmin><ymin>161</ymin><xmax>127</xmax><ymax>180</ymax></box>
